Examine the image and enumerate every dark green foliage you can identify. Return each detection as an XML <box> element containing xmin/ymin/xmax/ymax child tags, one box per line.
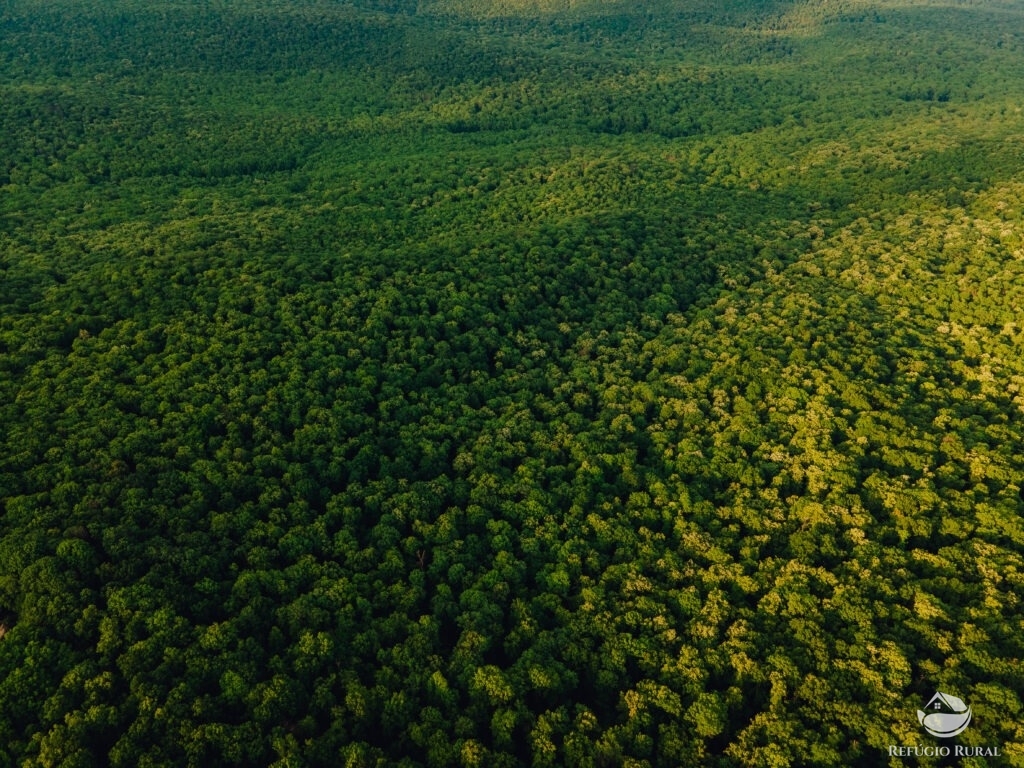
<box><xmin>2</xmin><ymin>0</ymin><xmax>1024</xmax><ymax>765</ymax></box>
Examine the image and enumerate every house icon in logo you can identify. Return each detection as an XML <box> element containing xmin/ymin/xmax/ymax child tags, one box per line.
<box><xmin>918</xmin><ymin>692</ymin><xmax>972</xmax><ymax>738</ymax></box>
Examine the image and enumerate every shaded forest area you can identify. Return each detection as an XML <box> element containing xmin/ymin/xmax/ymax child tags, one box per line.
<box><xmin>2</xmin><ymin>0</ymin><xmax>1024</xmax><ymax>765</ymax></box>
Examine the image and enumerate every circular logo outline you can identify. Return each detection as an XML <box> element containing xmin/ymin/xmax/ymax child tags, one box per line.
<box><xmin>918</xmin><ymin>692</ymin><xmax>972</xmax><ymax>738</ymax></box>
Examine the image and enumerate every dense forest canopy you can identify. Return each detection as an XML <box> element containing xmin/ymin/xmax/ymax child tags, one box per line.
<box><xmin>2</xmin><ymin>0</ymin><xmax>1024</xmax><ymax>765</ymax></box>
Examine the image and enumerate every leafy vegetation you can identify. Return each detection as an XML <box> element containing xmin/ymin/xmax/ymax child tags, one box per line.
<box><xmin>2</xmin><ymin>0</ymin><xmax>1024</xmax><ymax>765</ymax></box>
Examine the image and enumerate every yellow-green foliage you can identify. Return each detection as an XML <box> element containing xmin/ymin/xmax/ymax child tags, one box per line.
<box><xmin>2</xmin><ymin>0</ymin><xmax>1024</xmax><ymax>766</ymax></box>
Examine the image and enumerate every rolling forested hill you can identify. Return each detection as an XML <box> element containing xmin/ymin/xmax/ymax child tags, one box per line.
<box><xmin>2</xmin><ymin>0</ymin><xmax>1024</xmax><ymax>765</ymax></box>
